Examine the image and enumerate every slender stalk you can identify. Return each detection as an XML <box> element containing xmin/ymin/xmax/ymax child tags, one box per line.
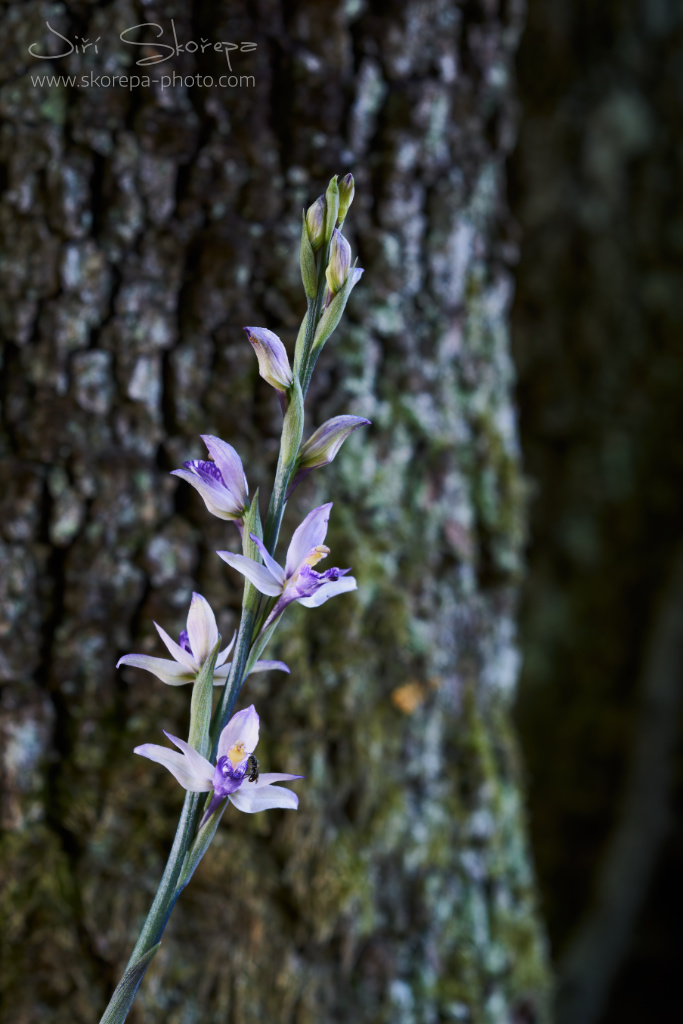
<box><xmin>210</xmin><ymin>604</ymin><xmax>256</xmax><ymax>753</ymax></box>
<box><xmin>98</xmin><ymin>790</ymin><xmax>201</xmax><ymax>1024</ymax></box>
<box><xmin>127</xmin><ymin>791</ymin><xmax>201</xmax><ymax>961</ymax></box>
<box><xmin>263</xmin><ymin>378</ymin><xmax>304</xmax><ymax>554</ymax></box>
<box><xmin>297</xmin><ymin>240</ymin><xmax>331</xmax><ymax>400</ymax></box>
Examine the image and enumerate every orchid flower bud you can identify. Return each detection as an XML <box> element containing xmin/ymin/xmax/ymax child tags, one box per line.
<box><xmin>299</xmin><ymin>415</ymin><xmax>370</xmax><ymax>470</ymax></box>
<box><xmin>287</xmin><ymin>415</ymin><xmax>371</xmax><ymax>496</ymax></box>
<box><xmin>337</xmin><ymin>173</ymin><xmax>355</xmax><ymax>227</ymax></box>
<box><xmin>325</xmin><ymin>229</ymin><xmax>352</xmax><ymax>296</ymax></box>
<box><xmin>324</xmin><ymin>176</ymin><xmax>339</xmax><ymax>243</ymax></box>
<box><xmin>300</xmin><ymin>211</ymin><xmax>318</xmax><ymax>300</ymax></box>
<box><xmin>305</xmin><ymin>196</ymin><xmax>326</xmax><ymax>250</ymax></box>
<box><xmin>244</xmin><ymin>327</ymin><xmax>293</xmax><ymax>394</ymax></box>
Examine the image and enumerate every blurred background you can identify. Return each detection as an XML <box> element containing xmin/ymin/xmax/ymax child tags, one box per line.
<box><xmin>511</xmin><ymin>1</ymin><xmax>683</xmax><ymax>1022</ymax></box>
<box><xmin>1</xmin><ymin>0</ymin><xmax>682</xmax><ymax>1022</ymax></box>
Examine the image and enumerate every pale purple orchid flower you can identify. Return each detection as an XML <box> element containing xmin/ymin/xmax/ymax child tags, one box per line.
<box><xmin>134</xmin><ymin>705</ymin><xmax>302</xmax><ymax>818</ymax></box>
<box><xmin>171</xmin><ymin>435</ymin><xmax>248</xmax><ymax>522</ymax></box>
<box><xmin>217</xmin><ymin>503</ymin><xmax>356</xmax><ymax>626</ymax></box>
<box><xmin>117</xmin><ymin>592</ymin><xmax>288</xmax><ymax>686</ymax></box>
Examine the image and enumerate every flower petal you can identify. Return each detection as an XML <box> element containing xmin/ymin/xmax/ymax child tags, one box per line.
<box><xmin>285</xmin><ymin>503</ymin><xmax>333</xmax><ymax>579</ymax></box>
<box><xmin>171</xmin><ymin>468</ymin><xmax>242</xmax><ymax>520</ymax></box>
<box><xmin>249</xmin><ymin>660</ymin><xmax>290</xmax><ymax>675</ymax></box>
<box><xmin>154</xmin><ymin>622</ymin><xmax>198</xmax><ymax>671</ymax></box>
<box><xmin>298</xmin><ymin>416</ymin><xmax>371</xmax><ymax>470</ymax></box>
<box><xmin>212</xmin><ymin>659</ymin><xmax>289</xmax><ymax>685</ymax></box>
<box><xmin>186</xmin><ymin>592</ymin><xmax>219</xmax><ymax>664</ymax></box>
<box><xmin>117</xmin><ymin>654</ymin><xmax>194</xmax><ymax>685</ymax></box>
<box><xmin>252</xmin><ymin>772</ymin><xmax>304</xmax><ymax>788</ymax></box>
<box><xmin>217</xmin><ymin>705</ymin><xmax>260</xmax><ymax>758</ymax></box>
<box><xmin>212</xmin><ymin>663</ymin><xmax>230</xmax><ymax>684</ymax></box>
<box><xmin>297</xmin><ymin>575</ymin><xmax>357</xmax><ymax>608</ymax></box>
<box><xmin>200</xmin><ymin>435</ymin><xmax>248</xmax><ymax>507</ymax></box>
<box><xmin>250</xmin><ymin>534</ymin><xmax>287</xmax><ymax>587</ymax></box>
<box><xmin>244</xmin><ymin>327</ymin><xmax>293</xmax><ymax>392</ymax></box>
<box><xmin>230</xmin><ymin>782</ymin><xmax>299</xmax><ymax>813</ymax></box>
<box><xmin>217</xmin><ymin>551</ymin><xmax>283</xmax><ymax>597</ymax></box>
<box><xmin>216</xmin><ymin>631</ymin><xmax>236</xmax><ymax>668</ymax></box>
<box><xmin>134</xmin><ymin>736</ymin><xmax>214</xmax><ymax>791</ymax></box>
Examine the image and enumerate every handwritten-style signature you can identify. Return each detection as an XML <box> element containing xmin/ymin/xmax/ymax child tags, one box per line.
<box><xmin>28</xmin><ymin>20</ymin><xmax>256</xmax><ymax>72</ymax></box>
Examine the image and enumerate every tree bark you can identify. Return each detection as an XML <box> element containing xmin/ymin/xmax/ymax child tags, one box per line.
<box><xmin>0</xmin><ymin>2</ymin><xmax>550</xmax><ymax>1022</ymax></box>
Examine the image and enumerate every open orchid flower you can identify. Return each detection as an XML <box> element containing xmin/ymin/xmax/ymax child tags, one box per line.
<box><xmin>117</xmin><ymin>592</ymin><xmax>288</xmax><ymax>685</ymax></box>
<box><xmin>135</xmin><ymin>705</ymin><xmax>302</xmax><ymax>819</ymax></box>
<box><xmin>171</xmin><ymin>435</ymin><xmax>248</xmax><ymax>522</ymax></box>
<box><xmin>217</xmin><ymin>503</ymin><xmax>356</xmax><ymax>626</ymax></box>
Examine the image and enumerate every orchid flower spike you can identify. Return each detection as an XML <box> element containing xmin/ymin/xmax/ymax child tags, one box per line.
<box><xmin>217</xmin><ymin>503</ymin><xmax>356</xmax><ymax>627</ymax></box>
<box><xmin>117</xmin><ymin>592</ymin><xmax>288</xmax><ymax>686</ymax></box>
<box><xmin>172</xmin><ymin>435</ymin><xmax>248</xmax><ymax>522</ymax></box>
<box><xmin>135</xmin><ymin>705</ymin><xmax>302</xmax><ymax>819</ymax></box>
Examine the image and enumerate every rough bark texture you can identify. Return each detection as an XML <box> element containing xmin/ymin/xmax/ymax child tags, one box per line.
<box><xmin>0</xmin><ymin>2</ymin><xmax>550</xmax><ymax>1022</ymax></box>
<box><xmin>511</xmin><ymin>2</ymin><xmax>683</xmax><ymax>1022</ymax></box>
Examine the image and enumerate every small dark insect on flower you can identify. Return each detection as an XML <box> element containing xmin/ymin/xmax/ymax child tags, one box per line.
<box><xmin>247</xmin><ymin>754</ymin><xmax>260</xmax><ymax>783</ymax></box>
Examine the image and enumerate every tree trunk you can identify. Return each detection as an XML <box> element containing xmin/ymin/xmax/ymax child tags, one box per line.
<box><xmin>0</xmin><ymin>2</ymin><xmax>550</xmax><ymax>1022</ymax></box>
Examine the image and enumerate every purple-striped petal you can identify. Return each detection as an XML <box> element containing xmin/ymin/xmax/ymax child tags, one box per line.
<box><xmin>200</xmin><ymin>435</ymin><xmax>248</xmax><ymax>507</ymax></box>
<box><xmin>171</xmin><ymin>468</ymin><xmax>243</xmax><ymax>520</ymax></box>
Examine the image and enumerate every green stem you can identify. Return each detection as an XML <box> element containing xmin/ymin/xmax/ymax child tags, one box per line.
<box><xmin>263</xmin><ymin>378</ymin><xmax>304</xmax><ymax>554</ymax></box>
<box><xmin>263</xmin><ymin>443</ymin><xmax>294</xmax><ymax>554</ymax></box>
<box><xmin>210</xmin><ymin>603</ymin><xmax>256</xmax><ymax>753</ymax></box>
<box><xmin>98</xmin><ymin>790</ymin><xmax>201</xmax><ymax>1024</ymax></box>
<box><xmin>297</xmin><ymin>240</ymin><xmax>330</xmax><ymax>399</ymax></box>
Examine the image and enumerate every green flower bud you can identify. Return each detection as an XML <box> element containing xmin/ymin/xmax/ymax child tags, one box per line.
<box><xmin>324</xmin><ymin>176</ymin><xmax>339</xmax><ymax>244</ymax></box>
<box><xmin>305</xmin><ymin>196</ymin><xmax>326</xmax><ymax>250</ymax></box>
<box><xmin>337</xmin><ymin>173</ymin><xmax>355</xmax><ymax>227</ymax></box>
<box><xmin>325</xmin><ymin>229</ymin><xmax>352</xmax><ymax>296</ymax></box>
<box><xmin>287</xmin><ymin>415</ymin><xmax>371</xmax><ymax>497</ymax></box>
<box><xmin>300</xmin><ymin>211</ymin><xmax>318</xmax><ymax>300</ymax></box>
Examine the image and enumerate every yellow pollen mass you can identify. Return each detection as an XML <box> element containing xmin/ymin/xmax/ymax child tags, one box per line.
<box><xmin>228</xmin><ymin>741</ymin><xmax>247</xmax><ymax>766</ymax></box>
<box><xmin>304</xmin><ymin>544</ymin><xmax>330</xmax><ymax>567</ymax></box>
